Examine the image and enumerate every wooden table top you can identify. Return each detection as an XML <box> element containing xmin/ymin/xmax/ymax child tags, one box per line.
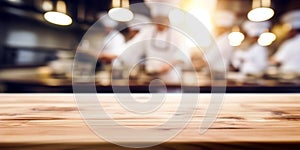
<box><xmin>0</xmin><ymin>94</ymin><xmax>300</xmax><ymax>149</ymax></box>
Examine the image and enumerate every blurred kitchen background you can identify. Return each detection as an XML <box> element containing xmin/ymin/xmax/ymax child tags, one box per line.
<box><xmin>0</xmin><ymin>0</ymin><xmax>299</xmax><ymax>93</ymax></box>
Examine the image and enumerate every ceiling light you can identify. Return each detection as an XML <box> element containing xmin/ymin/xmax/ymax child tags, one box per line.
<box><xmin>247</xmin><ymin>0</ymin><xmax>274</xmax><ymax>22</ymax></box>
<box><xmin>260</xmin><ymin>32</ymin><xmax>276</xmax><ymax>42</ymax></box>
<box><xmin>228</xmin><ymin>26</ymin><xmax>245</xmax><ymax>47</ymax></box>
<box><xmin>228</xmin><ymin>32</ymin><xmax>245</xmax><ymax>46</ymax></box>
<box><xmin>248</xmin><ymin>7</ymin><xmax>274</xmax><ymax>22</ymax></box>
<box><xmin>43</xmin><ymin>0</ymin><xmax>72</xmax><ymax>26</ymax></box>
<box><xmin>108</xmin><ymin>0</ymin><xmax>133</xmax><ymax>22</ymax></box>
<box><xmin>44</xmin><ymin>11</ymin><xmax>72</xmax><ymax>26</ymax></box>
<box><xmin>108</xmin><ymin>8</ymin><xmax>134</xmax><ymax>22</ymax></box>
<box><xmin>258</xmin><ymin>32</ymin><xmax>276</xmax><ymax>46</ymax></box>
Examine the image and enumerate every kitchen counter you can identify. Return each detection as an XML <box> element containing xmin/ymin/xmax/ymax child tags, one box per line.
<box><xmin>0</xmin><ymin>94</ymin><xmax>299</xmax><ymax>149</ymax></box>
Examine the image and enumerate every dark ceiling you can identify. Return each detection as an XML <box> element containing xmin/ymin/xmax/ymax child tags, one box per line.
<box><xmin>0</xmin><ymin>0</ymin><xmax>144</xmax><ymax>25</ymax></box>
<box><xmin>0</xmin><ymin>0</ymin><xmax>300</xmax><ymax>30</ymax></box>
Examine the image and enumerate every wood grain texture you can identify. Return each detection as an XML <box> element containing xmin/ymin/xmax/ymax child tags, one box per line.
<box><xmin>0</xmin><ymin>94</ymin><xmax>300</xmax><ymax>149</ymax></box>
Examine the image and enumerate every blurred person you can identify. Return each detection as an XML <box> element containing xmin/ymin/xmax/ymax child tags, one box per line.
<box><xmin>208</xmin><ymin>10</ymin><xmax>236</xmax><ymax>70</ymax></box>
<box><xmin>98</xmin><ymin>12</ymin><xmax>126</xmax><ymax>64</ymax></box>
<box><xmin>231</xmin><ymin>21</ymin><xmax>269</xmax><ymax>75</ymax></box>
<box><xmin>126</xmin><ymin>14</ymin><xmax>151</xmax><ymax>41</ymax></box>
<box><xmin>270</xmin><ymin>10</ymin><xmax>300</xmax><ymax>74</ymax></box>
<box><xmin>119</xmin><ymin>1</ymin><xmax>189</xmax><ymax>83</ymax></box>
<box><xmin>191</xmin><ymin>10</ymin><xmax>236</xmax><ymax>71</ymax></box>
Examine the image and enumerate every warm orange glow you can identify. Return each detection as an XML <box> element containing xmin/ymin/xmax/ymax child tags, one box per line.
<box><xmin>42</xmin><ymin>0</ymin><xmax>53</xmax><ymax>11</ymax></box>
<box><xmin>112</xmin><ymin>0</ymin><xmax>121</xmax><ymax>8</ymax></box>
<box><xmin>261</xmin><ymin>0</ymin><xmax>271</xmax><ymax>7</ymax></box>
<box><xmin>57</xmin><ymin>0</ymin><xmax>66</xmax><ymax>14</ymax></box>
<box><xmin>179</xmin><ymin>0</ymin><xmax>216</xmax><ymax>31</ymax></box>
<box><xmin>123</xmin><ymin>0</ymin><xmax>129</xmax><ymax>8</ymax></box>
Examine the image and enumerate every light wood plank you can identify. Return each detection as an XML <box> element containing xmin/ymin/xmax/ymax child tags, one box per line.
<box><xmin>0</xmin><ymin>94</ymin><xmax>299</xmax><ymax>149</ymax></box>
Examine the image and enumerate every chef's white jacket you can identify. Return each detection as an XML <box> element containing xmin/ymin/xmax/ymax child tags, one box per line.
<box><xmin>206</xmin><ymin>32</ymin><xmax>234</xmax><ymax>71</ymax></box>
<box><xmin>101</xmin><ymin>30</ymin><xmax>126</xmax><ymax>56</ymax></box>
<box><xmin>119</xmin><ymin>25</ymin><xmax>190</xmax><ymax>83</ymax></box>
<box><xmin>274</xmin><ymin>34</ymin><xmax>300</xmax><ymax>73</ymax></box>
<box><xmin>232</xmin><ymin>43</ymin><xmax>268</xmax><ymax>75</ymax></box>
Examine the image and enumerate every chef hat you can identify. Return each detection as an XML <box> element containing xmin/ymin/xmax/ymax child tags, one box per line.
<box><xmin>242</xmin><ymin>21</ymin><xmax>271</xmax><ymax>37</ymax></box>
<box><xmin>281</xmin><ymin>10</ymin><xmax>300</xmax><ymax>29</ymax></box>
<box><xmin>127</xmin><ymin>14</ymin><xmax>151</xmax><ymax>30</ymax></box>
<box><xmin>213</xmin><ymin>10</ymin><xmax>236</xmax><ymax>27</ymax></box>
<box><xmin>98</xmin><ymin>12</ymin><xmax>118</xmax><ymax>28</ymax></box>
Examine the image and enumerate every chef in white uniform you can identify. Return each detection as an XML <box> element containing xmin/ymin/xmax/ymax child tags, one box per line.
<box><xmin>119</xmin><ymin>2</ymin><xmax>188</xmax><ymax>83</ymax></box>
<box><xmin>126</xmin><ymin>14</ymin><xmax>151</xmax><ymax>41</ymax></box>
<box><xmin>207</xmin><ymin>10</ymin><xmax>236</xmax><ymax>71</ymax></box>
<box><xmin>270</xmin><ymin>10</ymin><xmax>300</xmax><ymax>74</ymax></box>
<box><xmin>231</xmin><ymin>21</ymin><xmax>269</xmax><ymax>75</ymax></box>
<box><xmin>190</xmin><ymin>10</ymin><xmax>236</xmax><ymax>71</ymax></box>
<box><xmin>98</xmin><ymin>12</ymin><xmax>126</xmax><ymax>63</ymax></box>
